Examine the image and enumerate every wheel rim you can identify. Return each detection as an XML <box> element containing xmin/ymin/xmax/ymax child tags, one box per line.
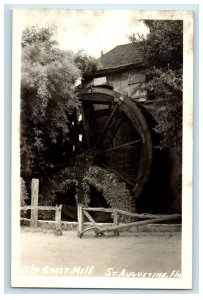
<box><xmin>78</xmin><ymin>87</ymin><xmax>153</xmax><ymax>201</ymax></box>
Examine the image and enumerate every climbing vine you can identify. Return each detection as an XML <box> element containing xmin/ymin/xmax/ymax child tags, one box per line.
<box><xmin>20</xmin><ymin>177</ymin><xmax>29</xmax><ymax>218</ymax></box>
<box><xmin>20</xmin><ymin>177</ymin><xmax>29</xmax><ymax>206</ymax></box>
<box><xmin>38</xmin><ymin>164</ymin><xmax>136</xmax><ymax>217</ymax></box>
<box><xmin>83</xmin><ymin>166</ymin><xmax>136</xmax><ymax>212</ymax></box>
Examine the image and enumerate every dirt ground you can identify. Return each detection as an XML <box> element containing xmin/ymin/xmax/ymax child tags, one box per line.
<box><xmin>20</xmin><ymin>228</ymin><xmax>181</xmax><ymax>278</ymax></box>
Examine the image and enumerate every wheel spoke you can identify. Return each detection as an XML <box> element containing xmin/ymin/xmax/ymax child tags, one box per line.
<box><xmin>97</xmin><ymin>139</ymin><xmax>142</xmax><ymax>155</ymax></box>
<box><xmin>98</xmin><ymin>162</ymin><xmax>135</xmax><ymax>187</ymax></box>
<box><xmin>94</xmin><ymin>103</ymin><xmax>118</xmax><ymax>149</ymax></box>
<box><xmin>105</xmin><ymin>113</ymin><xmax>125</xmax><ymax>146</ymax></box>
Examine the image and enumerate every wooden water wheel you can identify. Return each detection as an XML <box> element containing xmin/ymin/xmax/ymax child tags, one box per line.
<box><xmin>77</xmin><ymin>86</ymin><xmax>153</xmax><ymax>202</ymax></box>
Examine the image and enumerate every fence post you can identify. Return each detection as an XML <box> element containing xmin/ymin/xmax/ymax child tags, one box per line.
<box><xmin>55</xmin><ymin>204</ymin><xmax>58</xmax><ymax>225</ymax></box>
<box><xmin>58</xmin><ymin>205</ymin><xmax>62</xmax><ymax>232</ymax></box>
<box><xmin>30</xmin><ymin>178</ymin><xmax>39</xmax><ymax>228</ymax></box>
<box><xmin>113</xmin><ymin>209</ymin><xmax>119</xmax><ymax>236</ymax></box>
<box><xmin>54</xmin><ymin>205</ymin><xmax>62</xmax><ymax>235</ymax></box>
<box><xmin>77</xmin><ymin>204</ymin><xmax>84</xmax><ymax>238</ymax></box>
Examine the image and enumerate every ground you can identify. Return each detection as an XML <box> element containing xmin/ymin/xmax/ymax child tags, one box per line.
<box><xmin>20</xmin><ymin>228</ymin><xmax>181</xmax><ymax>278</ymax></box>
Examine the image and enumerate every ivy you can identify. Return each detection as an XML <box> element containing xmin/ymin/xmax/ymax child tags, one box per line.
<box><xmin>38</xmin><ymin>165</ymin><xmax>136</xmax><ymax>219</ymax></box>
<box><xmin>83</xmin><ymin>166</ymin><xmax>136</xmax><ymax>213</ymax></box>
<box><xmin>20</xmin><ymin>177</ymin><xmax>29</xmax><ymax>218</ymax></box>
<box><xmin>20</xmin><ymin>177</ymin><xmax>29</xmax><ymax>206</ymax></box>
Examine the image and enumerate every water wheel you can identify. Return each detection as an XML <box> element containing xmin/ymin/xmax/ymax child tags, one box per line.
<box><xmin>77</xmin><ymin>86</ymin><xmax>153</xmax><ymax>202</ymax></box>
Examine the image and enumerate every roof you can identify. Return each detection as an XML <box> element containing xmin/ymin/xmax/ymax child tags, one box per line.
<box><xmin>98</xmin><ymin>43</ymin><xmax>143</xmax><ymax>70</ymax></box>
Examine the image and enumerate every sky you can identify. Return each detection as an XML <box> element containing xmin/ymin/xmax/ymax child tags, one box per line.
<box><xmin>14</xmin><ymin>9</ymin><xmax>149</xmax><ymax>58</ymax></box>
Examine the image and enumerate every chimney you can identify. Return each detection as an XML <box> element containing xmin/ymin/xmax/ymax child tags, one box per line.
<box><xmin>101</xmin><ymin>50</ymin><xmax>104</xmax><ymax>56</ymax></box>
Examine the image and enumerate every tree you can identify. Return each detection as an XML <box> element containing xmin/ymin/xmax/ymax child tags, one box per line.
<box><xmin>73</xmin><ymin>49</ymin><xmax>100</xmax><ymax>83</ymax></box>
<box><xmin>130</xmin><ymin>20</ymin><xmax>183</xmax><ymax>148</ymax></box>
<box><xmin>21</xmin><ymin>26</ymin><xmax>81</xmax><ymax>180</ymax></box>
<box><xmin>21</xmin><ymin>25</ymin><xmax>100</xmax><ymax>205</ymax></box>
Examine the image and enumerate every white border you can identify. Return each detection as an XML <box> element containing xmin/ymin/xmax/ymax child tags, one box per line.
<box><xmin>2</xmin><ymin>0</ymin><xmax>201</xmax><ymax>297</ymax></box>
<box><xmin>11</xmin><ymin>8</ymin><xmax>193</xmax><ymax>290</ymax></box>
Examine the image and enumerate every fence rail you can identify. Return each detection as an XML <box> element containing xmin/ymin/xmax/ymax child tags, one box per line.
<box><xmin>78</xmin><ymin>205</ymin><xmax>181</xmax><ymax>238</ymax></box>
<box><xmin>20</xmin><ymin>178</ymin><xmax>62</xmax><ymax>234</ymax></box>
<box><xmin>21</xmin><ymin>205</ymin><xmax>57</xmax><ymax>211</ymax></box>
<box><xmin>20</xmin><ymin>204</ymin><xmax>62</xmax><ymax>234</ymax></box>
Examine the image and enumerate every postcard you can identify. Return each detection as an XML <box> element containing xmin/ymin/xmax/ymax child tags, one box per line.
<box><xmin>11</xmin><ymin>8</ymin><xmax>193</xmax><ymax>289</ymax></box>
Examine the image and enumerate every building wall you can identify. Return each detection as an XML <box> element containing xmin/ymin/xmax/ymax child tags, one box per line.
<box><xmin>90</xmin><ymin>68</ymin><xmax>147</xmax><ymax>102</ymax></box>
<box><xmin>107</xmin><ymin>69</ymin><xmax>147</xmax><ymax>102</ymax></box>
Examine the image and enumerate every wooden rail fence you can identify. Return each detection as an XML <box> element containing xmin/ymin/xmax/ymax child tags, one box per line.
<box><xmin>20</xmin><ymin>179</ymin><xmax>181</xmax><ymax>238</ymax></box>
<box><xmin>77</xmin><ymin>204</ymin><xmax>181</xmax><ymax>238</ymax></box>
<box><xmin>20</xmin><ymin>179</ymin><xmax>62</xmax><ymax>235</ymax></box>
<box><xmin>20</xmin><ymin>205</ymin><xmax>62</xmax><ymax>234</ymax></box>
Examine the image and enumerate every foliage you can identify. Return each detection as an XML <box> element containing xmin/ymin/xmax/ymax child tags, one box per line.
<box><xmin>130</xmin><ymin>20</ymin><xmax>183</xmax><ymax>148</ymax></box>
<box><xmin>83</xmin><ymin>166</ymin><xmax>136</xmax><ymax>213</ymax></box>
<box><xmin>21</xmin><ymin>25</ymin><xmax>58</xmax><ymax>48</ymax></box>
<box><xmin>20</xmin><ymin>177</ymin><xmax>29</xmax><ymax>206</ymax></box>
<box><xmin>147</xmin><ymin>67</ymin><xmax>183</xmax><ymax>146</ymax></box>
<box><xmin>20</xmin><ymin>177</ymin><xmax>28</xmax><ymax>218</ymax></box>
<box><xmin>38</xmin><ymin>167</ymin><xmax>78</xmax><ymax>205</ymax></box>
<box><xmin>21</xmin><ymin>26</ymin><xmax>100</xmax><ymax>196</ymax></box>
<box><xmin>73</xmin><ymin>49</ymin><xmax>99</xmax><ymax>82</ymax></box>
<box><xmin>21</xmin><ymin>25</ymin><xmax>82</xmax><ymax>182</ymax></box>
<box><xmin>38</xmin><ymin>164</ymin><xmax>136</xmax><ymax>220</ymax></box>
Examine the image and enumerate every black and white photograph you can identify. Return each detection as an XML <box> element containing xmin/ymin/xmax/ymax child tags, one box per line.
<box><xmin>11</xmin><ymin>8</ymin><xmax>193</xmax><ymax>289</ymax></box>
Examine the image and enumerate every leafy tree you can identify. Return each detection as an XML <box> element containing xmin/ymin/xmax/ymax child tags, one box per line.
<box><xmin>21</xmin><ymin>26</ymin><xmax>100</xmax><ymax>205</ymax></box>
<box><xmin>73</xmin><ymin>49</ymin><xmax>100</xmax><ymax>82</ymax></box>
<box><xmin>21</xmin><ymin>26</ymin><xmax>81</xmax><ymax>181</ymax></box>
<box><xmin>130</xmin><ymin>20</ymin><xmax>183</xmax><ymax>148</ymax></box>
